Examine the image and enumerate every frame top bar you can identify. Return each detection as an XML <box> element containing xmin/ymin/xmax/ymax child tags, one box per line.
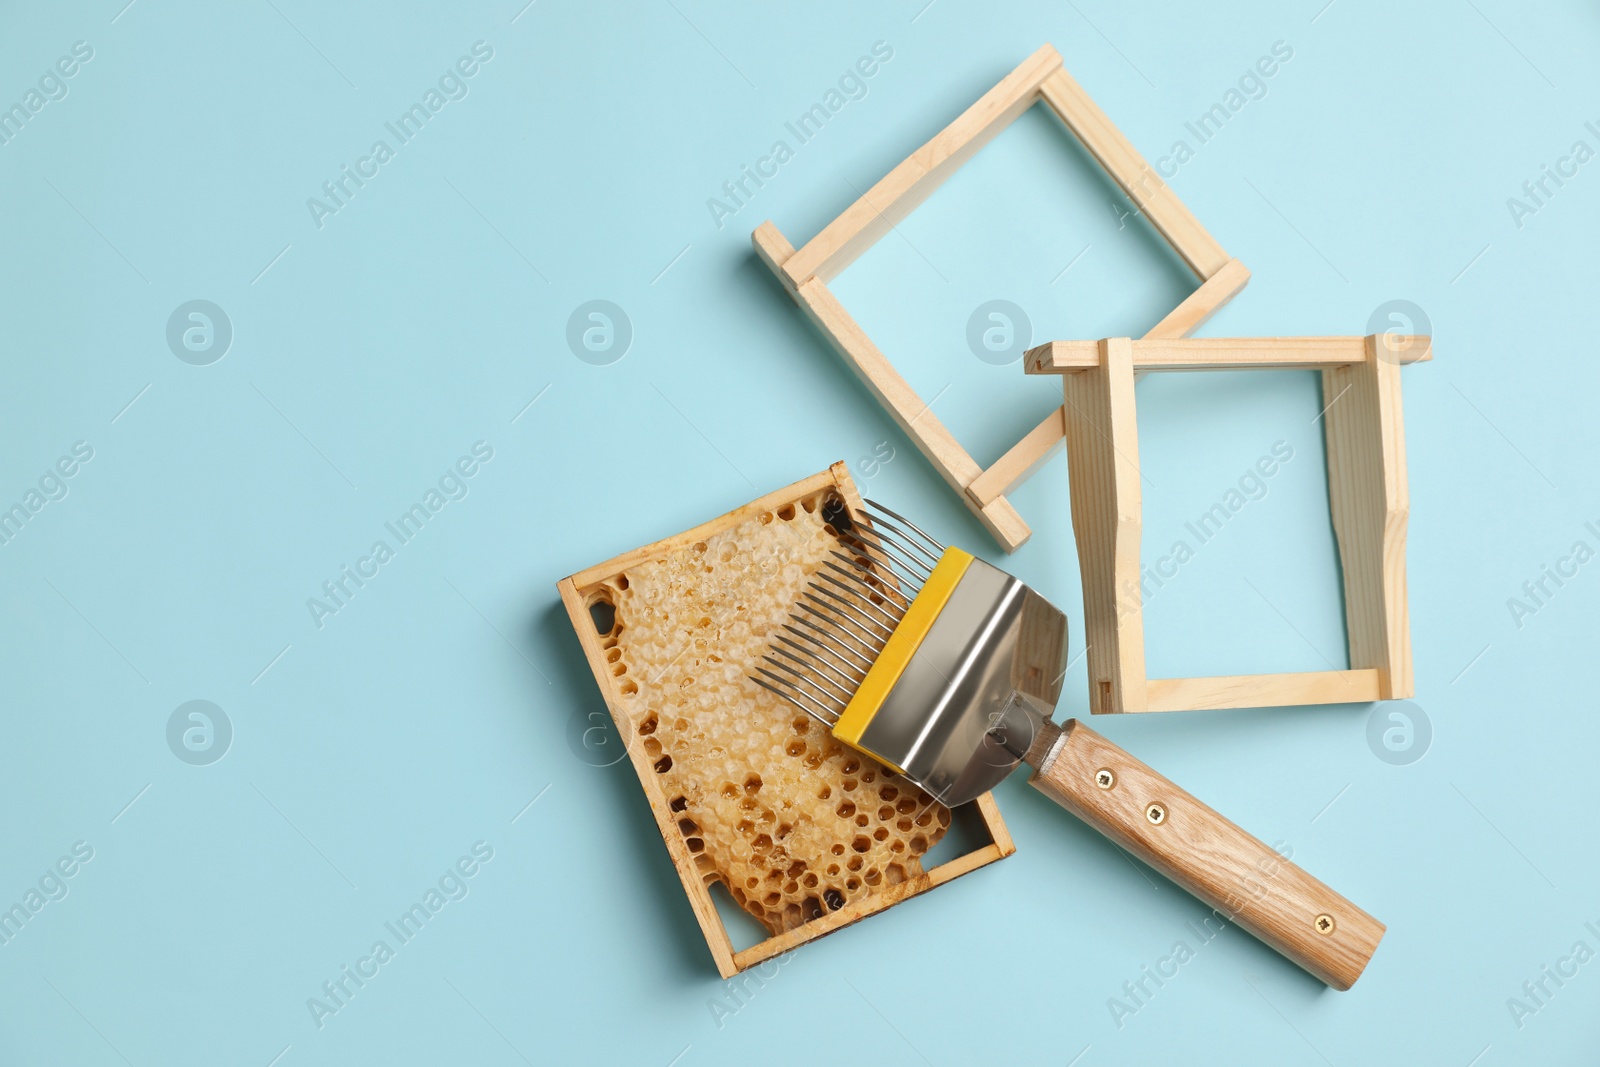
<box><xmin>1025</xmin><ymin>336</ymin><xmax>1433</xmax><ymax>374</ymax></box>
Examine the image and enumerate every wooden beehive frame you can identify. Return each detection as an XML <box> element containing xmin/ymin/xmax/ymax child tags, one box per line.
<box><xmin>752</xmin><ymin>43</ymin><xmax>1250</xmax><ymax>552</ymax></box>
<box><xmin>556</xmin><ymin>463</ymin><xmax>1015</xmax><ymax>976</ymax></box>
<box><xmin>1025</xmin><ymin>335</ymin><xmax>1431</xmax><ymax>713</ymax></box>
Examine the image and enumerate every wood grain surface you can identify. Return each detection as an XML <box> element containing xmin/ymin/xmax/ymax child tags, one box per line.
<box><xmin>1031</xmin><ymin>719</ymin><xmax>1385</xmax><ymax>989</ymax></box>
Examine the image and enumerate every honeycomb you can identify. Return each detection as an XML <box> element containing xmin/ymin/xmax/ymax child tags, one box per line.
<box><xmin>589</xmin><ymin>490</ymin><xmax>950</xmax><ymax>934</ymax></box>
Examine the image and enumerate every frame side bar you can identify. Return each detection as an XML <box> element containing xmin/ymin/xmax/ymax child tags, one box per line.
<box><xmin>1062</xmin><ymin>338</ymin><xmax>1147</xmax><ymax>713</ymax></box>
<box><xmin>1323</xmin><ymin>337</ymin><xmax>1414</xmax><ymax>698</ymax></box>
<box><xmin>1037</xmin><ymin>66</ymin><xmax>1229</xmax><ymax>277</ymax></box>
<box><xmin>1144</xmin><ymin>670</ymin><xmax>1383</xmax><ymax>712</ymax></box>
<box><xmin>780</xmin><ymin>44</ymin><xmax>1064</xmax><ymax>289</ymax></box>
<box><xmin>791</xmin><ymin>277</ymin><xmax>1031</xmax><ymax>549</ymax></box>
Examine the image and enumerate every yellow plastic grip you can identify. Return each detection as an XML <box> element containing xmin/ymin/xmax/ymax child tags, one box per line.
<box><xmin>832</xmin><ymin>546</ymin><xmax>974</xmax><ymax>751</ymax></box>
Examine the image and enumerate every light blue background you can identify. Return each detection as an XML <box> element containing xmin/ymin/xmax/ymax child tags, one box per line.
<box><xmin>1</xmin><ymin>0</ymin><xmax>1595</xmax><ymax>1063</ymax></box>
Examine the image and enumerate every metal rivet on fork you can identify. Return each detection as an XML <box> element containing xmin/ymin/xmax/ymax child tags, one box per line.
<box><xmin>1094</xmin><ymin>768</ymin><xmax>1115</xmax><ymax>789</ymax></box>
<box><xmin>1315</xmin><ymin>914</ymin><xmax>1336</xmax><ymax>935</ymax></box>
<box><xmin>1145</xmin><ymin>802</ymin><xmax>1166</xmax><ymax>825</ymax></box>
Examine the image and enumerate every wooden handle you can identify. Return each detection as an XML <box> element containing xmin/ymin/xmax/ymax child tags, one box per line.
<box><xmin>1031</xmin><ymin>720</ymin><xmax>1384</xmax><ymax>989</ymax></box>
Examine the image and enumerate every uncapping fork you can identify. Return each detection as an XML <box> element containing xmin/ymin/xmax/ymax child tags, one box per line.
<box><xmin>753</xmin><ymin>497</ymin><xmax>1385</xmax><ymax>989</ymax></box>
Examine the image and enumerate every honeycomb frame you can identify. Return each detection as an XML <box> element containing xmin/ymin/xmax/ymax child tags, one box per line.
<box><xmin>557</xmin><ymin>462</ymin><xmax>1014</xmax><ymax>977</ymax></box>
<box><xmin>752</xmin><ymin>43</ymin><xmax>1249</xmax><ymax>552</ymax></box>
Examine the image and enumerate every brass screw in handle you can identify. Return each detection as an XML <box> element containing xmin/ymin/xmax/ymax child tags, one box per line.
<box><xmin>1145</xmin><ymin>802</ymin><xmax>1166</xmax><ymax>825</ymax></box>
<box><xmin>1095</xmin><ymin>768</ymin><xmax>1116</xmax><ymax>789</ymax></box>
<box><xmin>1315</xmin><ymin>913</ymin><xmax>1336</xmax><ymax>935</ymax></box>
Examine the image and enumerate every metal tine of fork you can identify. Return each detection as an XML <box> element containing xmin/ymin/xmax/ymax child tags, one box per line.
<box><xmin>850</xmin><ymin>514</ymin><xmax>934</xmax><ymax>563</ymax></box>
<box><xmin>802</xmin><ymin>598</ymin><xmax>891</xmax><ymax>655</ymax></box>
<box><xmin>788</xmin><ymin>611</ymin><xmax>877</xmax><ymax>671</ymax></box>
<box><xmin>774</xmin><ymin>624</ymin><xmax>865</xmax><ymax>677</ymax></box>
<box><xmin>751</xmin><ymin>672</ymin><xmax>811</xmax><ymax>714</ymax></box>
<box><xmin>859</xmin><ymin>501</ymin><xmax>945</xmax><ymax>563</ymax></box>
<box><xmin>754</xmin><ymin>660</ymin><xmax>845</xmax><ymax>712</ymax></box>
<box><xmin>759</xmin><ymin>657</ymin><xmax>850</xmax><ymax>714</ymax></box>
<box><xmin>833</xmin><ymin>562</ymin><xmax>918</xmax><ymax>625</ymax></box>
<box><xmin>802</xmin><ymin>587</ymin><xmax>893</xmax><ymax>640</ymax></box>
<box><xmin>864</xmin><ymin>498</ymin><xmax>949</xmax><ymax>556</ymax></box>
<box><xmin>853</xmin><ymin>551</ymin><xmax>924</xmax><ymax>609</ymax></box>
<box><xmin>781</xmin><ymin>618</ymin><xmax>872</xmax><ymax>679</ymax></box>
<box><xmin>830</xmin><ymin>539</ymin><xmax>925</xmax><ymax>602</ymax></box>
<box><xmin>800</xmin><ymin>601</ymin><xmax>889</xmax><ymax>659</ymax></box>
<box><xmin>825</xmin><ymin>559</ymin><xmax>915</xmax><ymax>617</ymax></box>
<box><xmin>860</xmin><ymin>513</ymin><xmax>942</xmax><ymax>571</ymax></box>
<box><xmin>772</xmin><ymin>634</ymin><xmax>862</xmax><ymax>694</ymax></box>
<box><xmin>855</xmin><ymin>545</ymin><xmax>926</xmax><ymax>597</ymax></box>
<box><xmin>814</xmin><ymin>570</ymin><xmax>903</xmax><ymax>629</ymax></box>
<box><xmin>798</xmin><ymin>595</ymin><xmax>885</xmax><ymax>646</ymax></box>
<box><xmin>764</xmin><ymin>650</ymin><xmax>855</xmax><ymax>705</ymax></box>
<box><xmin>845</xmin><ymin>524</ymin><xmax>933</xmax><ymax>579</ymax></box>
<box><xmin>752</xmin><ymin>675</ymin><xmax>838</xmax><ymax>727</ymax></box>
<box><xmin>822</xmin><ymin>575</ymin><xmax>906</xmax><ymax>630</ymax></box>
<box><xmin>824</xmin><ymin>557</ymin><xmax>913</xmax><ymax>610</ymax></box>
<box><xmin>783</xmin><ymin>610</ymin><xmax>874</xmax><ymax>666</ymax></box>
<box><xmin>798</xmin><ymin>602</ymin><xmax>884</xmax><ymax>659</ymax></box>
<box><xmin>753</xmin><ymin>659</ymin><xmax>827</xmax><ymax>703</ymax></box>
<box><xmin>825</xmin><ymin>547</ymin><xmax>915</xmax><ymax>588</ymax></box>
<box><xmin>851</xmin><ymin>543</ymin><xmax>928</xmax><ymax>601</ymax></box>
<box><xmin>768</xmin><ymin>655</ymin><xmax>857</xmax><ymax>713</ymax></box>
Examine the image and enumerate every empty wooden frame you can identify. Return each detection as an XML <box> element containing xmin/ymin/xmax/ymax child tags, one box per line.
<box><xmin>753</xmin><ymin>43</ymin><xmax>1249</xmax><ymax>552</ymax></box>
<box><xmin>1026</xmin><ymin>334</ymin><xmax>1431</xmax><ymax>714</ymax></box>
